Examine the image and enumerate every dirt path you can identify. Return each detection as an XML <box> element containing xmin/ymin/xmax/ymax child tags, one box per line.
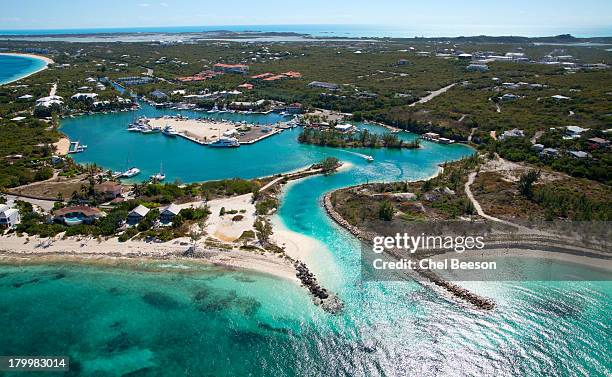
<box><xmin>409</xmin><ymin>83</ymin><xmax>456</xmax><ymax>107</ymax></box>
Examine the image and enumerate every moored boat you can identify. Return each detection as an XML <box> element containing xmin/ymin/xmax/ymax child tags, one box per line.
<box><xmin>209</xmin><ymin>137</ymin><xmax>240</xmax><ymax>148</ymax></box>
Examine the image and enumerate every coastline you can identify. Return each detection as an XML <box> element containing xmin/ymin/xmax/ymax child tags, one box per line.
<box><xmin>0</xmin><ymin>233</ymin><xmax>299</xmax><ymax>283</ymax></box>
<box><xmin>0</xmin><ymin>52</ymin><xmax>54</xmax><ymax>85</ymax></box>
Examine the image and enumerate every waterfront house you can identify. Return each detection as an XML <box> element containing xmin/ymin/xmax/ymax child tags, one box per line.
<box><xmin>127</xmin><ymin>205</ymin><xmax>150</xmax><ymax>225</ymax></box>
<box><xmin>213</xmin><ymin>63</ymin><xmax>249</xmax><ymax>75</ymax></box>
<box><xmin>160</xmin><ymin>204</ymin><xmax>181</xmax><ymax>224</ymax></box>
<box><xmin>308</xmin><ymin>81</ymin><xmax>339</xmax><ymax>91</ymax></box>
<box><xmin>0</xmin><ymin>205</ymin><xmax>20</xmax><ymax>228</ymax></box>
<box><xmin>422</xmin><ymin>132</ymin><xmax>440</xmax><ymax>141</ymax></box>
<box><xmin>53</xmin><ymin>206</ymin><xmax>104</xmax><ymax>226</ymax></box>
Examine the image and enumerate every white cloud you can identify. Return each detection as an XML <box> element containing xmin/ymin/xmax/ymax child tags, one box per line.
<box><xmin>138</xmin><ymin>3</ymin><xmax>150</xmax><ymax>7</ymax></box>
<box><xmin>160</xmin><ymin>2</ymin><xmax>169</xmax><ymax>7</ymax></box>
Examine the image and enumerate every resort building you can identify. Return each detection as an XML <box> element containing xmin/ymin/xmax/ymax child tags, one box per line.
<box><xmin>53</xmin><ymin>206</ymin><xmax>104</xmax><ymax>226</ymax></box>
<box><xmin>160</xmin><ymin>204</ymin><xmax>181</xmax><ymax>224</ymax></box>
<box><xmin>127</xmin><ymin>205</ymin><xmax>150</xmax><ymax>225</ymax></box>
<box><xmin>0</xmin><ymin>205</ymin><xmax>20</xmax><ymax>228</ymax></box>
<box><xmin>213</xmin><ymin>63</ymin><xmax>249</xmax><ymax>74</ymax></box>
<box><xmin>308</xmin><ymin>81</ymin><xmax>339</xmax><ymax>90</ymax></box>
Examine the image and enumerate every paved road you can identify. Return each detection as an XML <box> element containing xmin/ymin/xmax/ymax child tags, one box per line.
<box><xmin>409</xmin><ymin>83</ymin><xmax>456</xmax><ymax>107</ymax></box>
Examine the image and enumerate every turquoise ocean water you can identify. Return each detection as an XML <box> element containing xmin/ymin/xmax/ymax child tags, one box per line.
<box><xmin>0</xmin><ymin>65</ymin><xmax>610</xmax><ymax>374</ymax></box>
<box><xmin>0</xmin><ymin>54</ymin><xmax>47</xmax><ymax>85</ymax></box>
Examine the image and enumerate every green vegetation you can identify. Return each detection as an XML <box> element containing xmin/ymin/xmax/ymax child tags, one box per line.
<box><xmin>298</xmin><ymin>128</ymin><xmax>418</xmax><ymax>149</ymax></box>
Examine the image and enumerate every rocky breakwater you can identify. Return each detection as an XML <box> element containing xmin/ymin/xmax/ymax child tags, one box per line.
<box><xmin>295</xmin><ymin>261</ymin><xmax>343</xmax><ymax>314</ymax></box>
<box><xmin>323</xmin><ymin>190</ymin><xmax>495</xmax><ymax>311</ymax></box>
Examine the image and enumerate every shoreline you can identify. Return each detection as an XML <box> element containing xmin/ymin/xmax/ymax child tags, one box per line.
<box><xmin>0</xmin><ymin>233</ymin><xmax>299</xmax><ymax>283</ymax></box>
<box><xmin>0</xmin><ymin>53</ymin><xmax>54</xmax><ymax>85</ymax></box>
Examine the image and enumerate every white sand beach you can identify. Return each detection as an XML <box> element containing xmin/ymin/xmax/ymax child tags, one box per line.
<box><xmin>148</xmin><ymin>117</ymin><xmax>239</xmax><ymax>143</ymax></box>
<box><xmin>54</xmin><ymin>137</ymin><xmax>71</xmax><ymax>155</ymax></box>
<box><xmin>0</xmin><ymin>233</ymin><xmax>299</xmax><ymax>282</ymax></box>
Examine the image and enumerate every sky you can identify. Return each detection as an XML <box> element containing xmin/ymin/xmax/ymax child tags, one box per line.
<box><xmin>1</xmin><ymin>0</ymin><xmax>611</xmax><ymax>36</ymax></box>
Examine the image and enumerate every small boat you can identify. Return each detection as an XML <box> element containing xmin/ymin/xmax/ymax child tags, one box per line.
<box><xmin>209</xmin><ymin>137</ymin><xmax>240</xmax><ymax>148</ymax></box>
<box><xmin>121</xmin><ymin>167</ymin><xmax>141</xmax><ymax>178</ymax></box>
<box><xmin>207</xmin><ymin>104</ymin><xmax>219</xmax><ymax>113</ymax></box>
<box><xmin>364</xmin><ymin>155</ymin><xmax>374</xmax><ymax>162</ymax></box>
<box><xmin>162</xmin><ymin>125</ymin><xmax>179</xmax><ymax>136</ymax></box>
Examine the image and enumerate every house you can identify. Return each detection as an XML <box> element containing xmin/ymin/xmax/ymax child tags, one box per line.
<box><xmin>308</xmin><ymin>81</ymin><xmax>339</xmax><ymax>90</ymax></box>
<box><xmin>540</xmin><ymin>148</ymin><xmax>559</xmax><ymax>158</ymax></box>
<box><xmin>566</xmin><ymin>126</ymin><xmax>588</xmax><ymax>138</ymax></box>
<box><xmin>127</xmin><ymin>204</ymin><xmax>150</xmax><ymax>225</ymax></box>
<box><xmin>213</xmin><ymin>63</ymin><xmax>249</xmax><ymax>74</ymax></box>
<box><xmin>466</xmin><ymin>64</ymin><xmax>489</xmax><ymax>72</ymax></box>
<box><xmin>237</xmin><ymin>83</ymin><xmax>254</xmax><ymax>90</ymax></box>
<box><xmin>95</xmin><ymin>181</ymin><xmax>123</xmax><ymax>199</ymax></box>
<box><xmin>282</xmin><ymin>71</ymin><xmax>302</xmax><ymax>78</ymax></box>
<box><xmin>35</xmin><ymin>95</ymin><xmax>64</xmax><ymax>107</ymax></box>
<box><xmin>17</xmin><ymin>94</ymin><xmax>34</xmax><ymax>100</ymax></box>
<box><xmin>531</xmin><ymin>144</ymin><xmax>545</xmax><ymax>152</ymax></box>
<box><xmin>551</xmin><ymin>94</ymin><xmax>571</xmax><ymax>100</ymax></box>
<box><xmin>422</xmin><ymin>132</ymin><xmax>440</xmax><ymax>141</ymax></box>
<box><xmin>160</xmin><ymin>204</ymin><xmax>181</xmax><ymax>224</ymax></box>
<box><xmin>71</xmin><ymin>93</ymin><xmax>98</xmax><ymax>101</ymax></box>
<box><xmin>0</xmin><ymin>205</ymin><xmax>20</xmax><ymax>228</ymax></box>
<box><xmin>500</xmin><ymin>93</ymin><xmax>519</xmax><ymax>101</ymax></box>
<box><xmin>398</xmin><ymin>59</ymin><xmax>409</xmax><ymax>65</ymax></box>
<box><xmin>53</xmin><ymin>206</ymin><xmax>104</xmax><ymax>226</ymax></box>
<box><xmin>251</xmin><ymin>72</ymin><xmax>275</xmax><ymax>80</ymax></box>
<box><xmin>588</xmin><ymin>137</ymin><xmax>610</xmax><ymax>149</ymax></box>
<box><xmin>456</xmin><ymin>53</ymin><xmax>473</xmax><ymax>60</ymax></box>
<box><xmin>499</xmin><ymin>128</ymin><xmax>524</xmax><ymax>140</ymax></box>
<box><xmin>286</xmin><ymin>102</ymin><xmax>303</xmax><ymax>114</ymax></box>
<box><xmin>150</xmin><ymin>90</ymin><xmax>168</xmax><ymax>100</ymax></box>
<box><xmin>569</xmin><ymin>150</ymin><xmax>590</xmax><ymax>159</ymax></box>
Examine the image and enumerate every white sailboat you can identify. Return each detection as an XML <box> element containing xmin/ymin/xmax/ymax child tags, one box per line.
<box><xmin>150</xmin><ymin>162</ymin><xmax>166</xmax><ymax>181</ymax></box>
